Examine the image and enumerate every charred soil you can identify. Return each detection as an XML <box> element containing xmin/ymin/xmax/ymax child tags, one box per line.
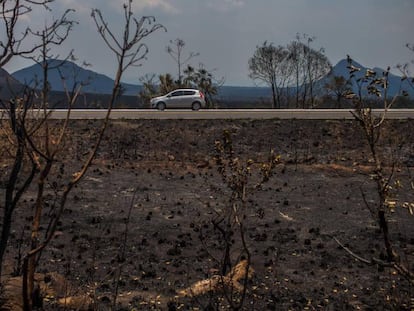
<box><xmin>1</xmin><ymin>118</ymin><xmax>414</xmax><ymax>310</ymax></box>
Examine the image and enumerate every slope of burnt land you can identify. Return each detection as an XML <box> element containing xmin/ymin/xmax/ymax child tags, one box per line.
<box><xmin>0</xmin><ymin>119</ymin><xmax>413</xmax><ymax>310</ymax></box>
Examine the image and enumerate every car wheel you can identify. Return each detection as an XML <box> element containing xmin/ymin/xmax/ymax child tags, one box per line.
<box><xmin>157</xmin><ymin>102</ymin><xmax>166</xmax><ymax>111</ymax></box>
<box><xmin>192</xmin><ymin>102</ymin><xmax>201</xmax><ymax>111</ymax></box>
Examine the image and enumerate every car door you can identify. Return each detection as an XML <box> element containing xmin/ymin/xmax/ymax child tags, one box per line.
<box><xmin>182</xmin><ymin>90</ymin><xmax>196</xmax><ymax>108</ymax></box>
<box><xmin>167</xmin><ymin>90</ymin><xmax>184</xmax><ymax>108</ymax></box>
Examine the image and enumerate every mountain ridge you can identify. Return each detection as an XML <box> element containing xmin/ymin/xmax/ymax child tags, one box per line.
<box><xmin>323</xmin><ymin>58</ymin><xmax>412</xmax><ymax>98</ymax></box>
<box><xmin>11</xmin><ymin>59</ymin><xmax>141</xmax><ymax>96</ymax></box>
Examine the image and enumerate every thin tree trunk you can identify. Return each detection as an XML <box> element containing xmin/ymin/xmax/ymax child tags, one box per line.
<box><xmin>0</xmin><ymin>126</ymin><xmax>24</xmax><ymax>282</ymax></box>
<box><xmin>23</xmin><ymin>160</ymin><xmax>52</xmax><ymax>310</ymax></box>
<box><xmin>271</xmin><ymin>84</ymin><xmax>277</xmax><ymax>109</ymax></box>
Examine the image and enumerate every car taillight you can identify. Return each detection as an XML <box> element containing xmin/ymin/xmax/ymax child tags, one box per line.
<box><xmin>199</xmin><ymin>91</ymin><xmax>204</xmax><ymax>99</ymax></box>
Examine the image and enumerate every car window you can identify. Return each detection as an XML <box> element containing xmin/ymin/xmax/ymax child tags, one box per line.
<box><xmin>170</xmin><ymin>91</ymin><xmax>183</xmax><ymax>97</ymax></box>
<box><xmin>183</xmin><ymin>90</ymin><xmax>196</xmax><ymax>96</ymax></box>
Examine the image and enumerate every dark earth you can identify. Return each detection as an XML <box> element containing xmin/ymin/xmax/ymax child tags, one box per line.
<box><xmin>1</xmin><ymin>118</ymin><xmax>414</xmax><ymax>310</ymax></box>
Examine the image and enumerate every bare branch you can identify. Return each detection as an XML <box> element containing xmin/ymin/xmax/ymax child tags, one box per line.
<box><xmin>91</xmin><ymin>8</ymin><xmax>122</xmax><ymax>57</ymax></box>
<box><xmin>0</xmin><ymin>0</ymin><xmax>54</xmax><ymax>67</ymax></box>
<box><xmin>167</xmin><ymin>38</ymin><xmax>198</xmax><ymax>84</ymax></box>
<box><xmin>332</xmin><ymin>236</ymin><xmax>372</xmax><ymax>265</ymax></box>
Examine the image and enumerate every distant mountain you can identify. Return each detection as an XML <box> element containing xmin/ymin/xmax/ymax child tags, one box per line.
<box><xmin>12</xmin><ymin>59</ymin><xmax>141</xmax><ymax>96</ymax></box>
<box><xmin>322</xmin><ymin>58</ymin><xmax>414</xmax><ymax>98</ymax></box>
<box><xmin>0</xmin><ymin>68</ymin><xmax>25</xmax><ymax>100</ymax></box>
<box><xmin>328</xmin><ymin>58</ymin><xmax>364</xmax><ymax>78</ymax></box>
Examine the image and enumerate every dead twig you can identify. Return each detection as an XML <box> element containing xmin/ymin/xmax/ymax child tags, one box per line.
<box><xmin>333</xmin><ymin>236</ymin><xmax>414</xmax><ymax>285</ymax></box>
<box><xmin>332</xmin><ymin>236</ymin><xmax>371</xmax><ymax>265</ymax></box>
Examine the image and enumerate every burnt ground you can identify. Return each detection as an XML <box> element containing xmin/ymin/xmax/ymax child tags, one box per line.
<box><xmin>1</xmin><ymin>118</ymin><xmax>414</xmax><ymax>310</ymax></box>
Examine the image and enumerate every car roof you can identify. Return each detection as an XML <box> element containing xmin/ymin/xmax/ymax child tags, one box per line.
<box><xmin>170</xmin><ymin>89</ymin><xmax>199</xmax><ymax>92</ymax></box>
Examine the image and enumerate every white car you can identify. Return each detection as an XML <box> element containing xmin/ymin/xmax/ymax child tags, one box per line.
<box><xmin>150</xmin><ymin>89</ymin><xmax>206</xmax><ymax>111</ymax></box>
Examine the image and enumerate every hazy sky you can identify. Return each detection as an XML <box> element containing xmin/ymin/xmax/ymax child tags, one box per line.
<box><xmin>4</xmin><ymin>0</ymin><xmax>414</xmax><ymax>86</ymax></box>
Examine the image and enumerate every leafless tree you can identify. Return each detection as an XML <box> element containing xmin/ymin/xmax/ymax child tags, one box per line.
<box><xmin>167</xmin><ymin>38</ymin><xmax>199</xmax><ymax>85</ymax></box>
<box><xmin>249</xmin><ymin>35</ymin><xmax>331</xmax><ymax>109</ymax></box>
<box><xmin>324</xmin><ymin>75</ymin><xmax>352</xmax><ymax>108</ymax></box>
<box><xmin>92</xmin><ymin>2</ymin><xmax>165</xmax><ymax>98</ymax></box>
<box><xmin>396</xmin><ymin>43</ymin><xmax>414</xmax><ymax>94</ymax></box>
<box><xmin>248</xmin><ymin>41</ymin><xmax>289</xmax><ymax>109</ymax></box>
<box><xmin>13</xmin><ymin>10</ymin><xmax>78</xmax><ymax>310</ymax></box>
<box><xmin>286</xmin><ymin>40</ymin><xmax>306</xmax><ymax>107</ymax></box>
<box><xmin>205</xmin><ymin>130</ymin><xmax>280</xmax><ymax>309</ymax></box>
<box><xmin>336</xmin><ymin>56</ymin><xmax>414</xmax><ymax>284</ymax></box>
<box><xmin>287</xmin><ymin>34</ymin><xmax>331</xmax><ymax>108</ymax></box>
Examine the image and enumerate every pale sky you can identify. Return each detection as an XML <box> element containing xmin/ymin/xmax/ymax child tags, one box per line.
<box><xmin>3</xmin><ymin>0</ymin><xmax>414</xmax><ymax>86</ymax></box>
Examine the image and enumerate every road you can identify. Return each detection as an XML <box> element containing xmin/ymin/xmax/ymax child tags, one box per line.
<box><xmin>1</xmin><ymin>109</ymin><xmax>414</xmax><ymax>120</ymax></box>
